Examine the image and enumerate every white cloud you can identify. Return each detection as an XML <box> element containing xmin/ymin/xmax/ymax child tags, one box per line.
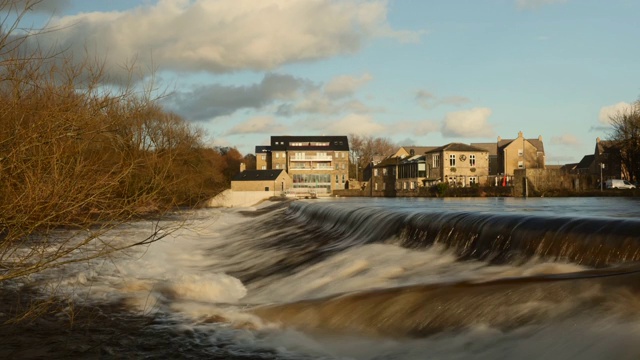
<box><xmin>415</xmin><ymin>89</ymin><xmax>470</xmax><ymax>109</ymax></box>
<box><xmin>516</xmin><ymin>0</ymin><xmax>568</xmax><ymax>10</ymax></box>
<box><xmin>226</xmin><ymin>116</ymin><xmax>287</xmax><ymax>135</ymax></box>
<box><xmin>550</xmin><ymin>133</ymin><xmax>581</xmax><ymax>146</ymax></box>
<box><xmin>598</xmin><ymin>102</ymin><xmax>634</xmax><ymax>125</ymax></box>
<box><xmin>39</xmin><ymin>0</ymin><xmax>419</xmax><ymax>79</ymax></box>
<box><xmin>324</xmin><ymin>73</ymin><xmax>373</xmax><ymax>99</ymax></box>
<box><xmin>442</xmin><ymin>108</ymin><xmax>494</xmax><ymax>138</ymax></box>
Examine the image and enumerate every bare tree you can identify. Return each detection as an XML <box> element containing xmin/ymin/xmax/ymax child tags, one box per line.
<box><xmin>348</xmin><ymin>134</ymin><xmax>396</xmax><ymax>180</ymax></box>
<box><xmin>607</xmin><ymin>99</ymin><xmax>640</xmax><ymax>182</ymax></box>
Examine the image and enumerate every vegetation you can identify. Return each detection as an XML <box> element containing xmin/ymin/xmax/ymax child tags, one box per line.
<box><xmin>607</xmin><ymin>98</ymin><xmax>640</xmax><ymax>182</ymax></box>
<box><xmin>348</xmin><ymin>134</ymin><xmax>396</xmax><ymax>180</ymax></box>
<box><xmin>0</xmin><ymin>0</ymin><xmax>239</xmax><ymax>296</ymax></box>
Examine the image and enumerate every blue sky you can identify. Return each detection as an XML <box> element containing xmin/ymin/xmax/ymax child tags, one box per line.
<box><xmin>17</xmin><ymin>0</ymin><xmax>640</xmax><ymax>164</ymax></box>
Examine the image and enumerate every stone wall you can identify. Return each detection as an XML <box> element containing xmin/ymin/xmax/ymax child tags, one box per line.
<box><xmin>513</xmin><ymin>168</ymin><xmax>597</xmax><ymax>196</ymax></box>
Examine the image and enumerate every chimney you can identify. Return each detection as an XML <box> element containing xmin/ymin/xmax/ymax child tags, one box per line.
<box><xmin>596</xmin><ymin>137</ymin><xmax>601</xmax><ymax>143</ymax></box>
<box><xmin>497</xmin><ymin>136</ymin><xmax>502</xmax><ymax>142</ymax></box>
<box><xmin>518</xmin><ymin>131</ymin><xmax>523</xmax><ymax>138</ymax></box>
<box><xmin>240</xmin><ymin>163</ymin><xmax>246</xmax><ymax>172</ymax></box>
<box><xmin>538</xmin><ymin>135</ymin><xmax>543</xmax><ymax>141</ymax></box>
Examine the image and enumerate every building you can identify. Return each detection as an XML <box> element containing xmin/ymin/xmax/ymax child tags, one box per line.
<box><xmin>255</xmin><ymin>136</ymin><xmax>350</xmax><ymax>195</ymax></box>
<box><xmin>424</xmin><ymin>143</ymin><xmax>490</xmax><ymax>187</ymax></box>
<box><xmin>255</xmin><ymin>146</ymin><xmax>271</xmax><ymax>170</ymax></box>
<box><xmin>392</xmin><ymin>146</ymin><xmax>437</xmax><ymax>159</ymax></box>
<box><xmin>470</xmin><ymin>142</ymin><xmax>499</xmax><ymax>175</ymax></box>
<box><xmin>231</xmin><ymin>169</ymin><xmax>293</xmax><ymax>194</ymax></box>
<box><xmin>497</xmin><ymin>132</ymin><xmax>545</xmax><ymax>176</ymax></box>
<box><xmin>573</xmin><ymin>137</ymin><xmax>625</xmax><ymax>180</ymax></box>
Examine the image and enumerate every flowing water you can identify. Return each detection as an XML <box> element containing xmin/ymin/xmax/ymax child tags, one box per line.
<box><xmin>41</xmin><ymin>197</ymin><xmax>640</xmax><ymax>358</ymax></box>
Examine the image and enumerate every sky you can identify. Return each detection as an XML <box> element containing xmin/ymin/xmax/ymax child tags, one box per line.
<box><xmin>14</xmin><ymin>0</ymin><xmax>640</xmax><ymax>164</ymax></box>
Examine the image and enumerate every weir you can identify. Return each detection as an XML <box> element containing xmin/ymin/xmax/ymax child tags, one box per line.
<box><xmin>284</xmin><ymin>201</ymin><xmax>640</xmax><ymax>267</ymax></box>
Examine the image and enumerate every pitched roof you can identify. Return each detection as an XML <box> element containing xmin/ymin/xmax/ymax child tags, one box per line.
<box><xmin>498</xmin><ymin>138</ymin><xmax>545</xmax><ymax>153</ymax></box>
<box><xmin>397</xmin><ymin>146</ymin><xmax>438</xmax><ymax>156</ymax></box>
<box><xmin>426</xmin><ymin>142</ymin><xmax>489</xmax><ymax>153</ymax></box>
<box><xmin>232</xmin><ymin>169</ymin><xmax>285</xmax><ymax>181</ymax></box>
<box><xmin>471</xmin><ymin>142</ymin><xmax>498</xmax><ymax>156</ymax></box>
<box><xmin>576</xmin><ymin>155</ymin><xmax>595</xmax><ymax>169</ymax></box>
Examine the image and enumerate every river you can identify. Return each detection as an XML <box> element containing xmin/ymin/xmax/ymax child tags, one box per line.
<box><xmin>45</xmin><ymin>197</ymin><xmax>640</xmax><ymax>359</ymax></box>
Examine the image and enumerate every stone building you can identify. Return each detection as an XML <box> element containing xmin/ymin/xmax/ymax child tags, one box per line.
<box><xmin>425</xmin><ymin>143</ymin><xmax>490</xmax><ymax>187</ymax></box>
<box><xmin>231</xmin><ymin>169</ymin><xmax>293</xmax><ymax>194</ymax></box>
<box><xmin>497</xmin><ymin>131</ymin><xmax>545</xmax><ymax>176</ymax></box>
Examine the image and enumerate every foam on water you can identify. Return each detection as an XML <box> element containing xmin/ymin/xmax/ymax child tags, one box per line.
<box><xmin>31</xmin><ymin>199</ymin><xmax>640</xmax><ymax>359</ymax></box>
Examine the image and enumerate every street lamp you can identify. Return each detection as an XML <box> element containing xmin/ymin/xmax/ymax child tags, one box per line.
<box><xmin>600</xmin><ymin>163</ymin><xmax>605</xmax><ymax>191</ymax></box>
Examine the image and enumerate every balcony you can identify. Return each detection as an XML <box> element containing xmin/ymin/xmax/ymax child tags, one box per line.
<box><xmin>290</xmin><ymin>156</ymin><xmax>333</xmax><ymax>161</ymax></box>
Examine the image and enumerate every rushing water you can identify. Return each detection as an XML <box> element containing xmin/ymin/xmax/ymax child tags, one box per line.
<box><xmin>49</xmin><ymin>197</ymin><xmax>640</xmax><ymax>359</ymax></box>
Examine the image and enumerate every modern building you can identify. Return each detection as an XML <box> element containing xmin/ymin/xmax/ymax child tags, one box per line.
<box><xmin>254</xmin><ymin>136</ymin><xmax>350</xmax><ymax>195</ymax></box>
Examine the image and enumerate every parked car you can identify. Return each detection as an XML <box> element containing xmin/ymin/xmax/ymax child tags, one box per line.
<box><xmin>605</xmin><ymin>179</ymin><xmax>636</xmax><ymax>189</ymax></box>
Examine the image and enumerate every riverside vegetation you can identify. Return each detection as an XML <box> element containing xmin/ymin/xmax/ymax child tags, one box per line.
<box><xmin>0</xmin><ymin>0</ymin><xmax>242</xmax><ymax>324</ymax></box>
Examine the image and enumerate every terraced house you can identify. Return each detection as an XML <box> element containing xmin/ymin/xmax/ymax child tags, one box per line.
<box><xmin>255</xmin><ymin>136</ymin><xmax>350</xmax><ymax>195</ymax></box>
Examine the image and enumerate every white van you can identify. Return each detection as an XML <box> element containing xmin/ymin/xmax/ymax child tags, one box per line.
<box><xmin>605</xmin><ymin>179</ymin><xmax>636</xmax><ymax>189</ymax></box>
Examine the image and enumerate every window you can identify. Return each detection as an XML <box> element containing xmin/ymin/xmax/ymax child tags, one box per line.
<box><xmin>342</xmin><ymin>152</ymin><xmax>345</xmax><ymax>158</ymax></box>
<box><xmin>336</xmin><ymin>175</ymin><xmax>339</xmax><ymax>183</ymax></box>
<box><xmin>275</xmin><ymin>153</ymin><xmax>279</xmax><ymax>158</ymax></box>
<box><xmin>341</xmin><ymin>163</ymin><xmax>346</xmax><ymax>170</ymax></box>
<box><xmin>470</xmin><ymin>154</ymin><xmax>476</xmax><ymax>167</ymax></box>
<box><xmin>518</xmin><ymin>160</ymin><xmax>524</xmax><ymax>168</ymax></box>
<box><xmin>382</xmin><ymin>183</ymin><xmax>386</xmax><ymax>190</ymax></box>
<box><xmin>374</xmin><ymin>183</ymin><xmax>378</xmax><ymax>191</ymax></box>
<box><xmin>261</xmin><ymin>155</ymin><xmax>266</xmax><ymax>160</ymax></box>
<box><xmin>410</xmin><ymin>181</ymin><xmax>415</xmax><ymax>190</ymax></box>
<box><xmin>403</xmin><ymin>182</ymin><xmax>407</xmax><ymax>190</ymax></box>
<box><xmin>383</xmin><ymin>168</ymin><xmax>388</xmax><ymax>176</ymax></box>
<box><xmin>433</xmin><ymin>154</ymin><xmax>440</xmax><ymax>168</ymax></box>
<box><xmin>469</xmin><ymin>177</ymin><xmax>477</xmax><ymax>185</ymax></box>
<box><xmin>374</xmin><ymin>169</ymin><xmax>379</xmax><ymax>176</ymax></box>
<box><xmin>261</xmin><ymin>165</ymin><xmax>266</xmax><ymax>170</ymax></box>
<box><xmin>518</xmin><ymin>149</ymin><xmax>523</xmax><ymax>157</ymax></box>
<box><xmin>335</xmin><ymin>163</ymin><xmax>339</xmax><ymax>170</ymax></box>
<box><xmin>449</xmin><ymin>154</ymin><xmax>456</xmax><ymax>167</ymax></box>
<box><xmin>342</xmin><ymin>174</ymin><xmax>345</xmax><ymax>183</ymax></box>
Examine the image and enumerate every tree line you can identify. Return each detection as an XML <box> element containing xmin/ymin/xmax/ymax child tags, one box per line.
<box><xmin>0</xmin><ymin>0</ymin><xmax>243</xmax><ymax>288</ymax></box>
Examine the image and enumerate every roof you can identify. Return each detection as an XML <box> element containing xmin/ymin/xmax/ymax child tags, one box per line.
<box><xmin>426</xmin><ymin>143</ymin><xmax>489</xmax><ymax>153</ymax></box>
<box><xmin>373</xmin><ymin>157</ymin><xmax>400</xmax><ymax>168</ymax></box>
<box><xmin>470</xmin><ymin>142</ymin><xmax>497</xmax><ymax>156</ymax></box>
<box><xmin>576</xmin><ymin>155</ymin><xmax>595</xmax><ymax>169</ymax></box>
<box><xmin>270</xmin><ymin>136</ymin><xmax>349</xmax><ymax>151</ymax></box>
<box><xmin>255</xmin><ymin>146</ymin><xmax>271</xmax><ymax>154</ymax></box>
<box><xmin>498</xmin><ymin>138</ymin><xmax>545</xmax><ymax>153</ymax></box>
<box><xmin>397</xmin><ymin>146</ymin><xmax>437</xmax><ymax>156</ymax></box>
<box><xmin>232</xmin><ymin>170</ymin><xmax>285</xmax><ymax>181</ymax></box>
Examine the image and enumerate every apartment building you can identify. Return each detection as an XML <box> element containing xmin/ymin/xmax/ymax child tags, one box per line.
<box><xmin>256</xmin><ymin>136</ymin><xmax>350</xmax><ymax>194</ymax></box>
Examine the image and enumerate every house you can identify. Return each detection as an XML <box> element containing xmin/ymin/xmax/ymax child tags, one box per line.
<box><xmin>497</xmin><ymin>132</ymin><xmax>545</xmax><ymax>176</ymax></box>
<box><xmin>574</xmin><ymin>137</ymin><xmax>625</xmax><ymax>180</ymax></box>
<box><xmin>424</xmin><ymin>143</ymin><xmax>490</xmax><ymax>187</ymax></box>
<box><xmin>371</xmin><ymin>157</ymin><xmax>400</xmax><ymax>196</ymax></box>
<box><xmin>255</xmin><ymin>136</ymin><xmax>350</xmax><ymax>195</ymax></box>
<box><xmin>231</xmin><ymin>169</ymin><xmax>292</xmax><ymax>194</ymax></box>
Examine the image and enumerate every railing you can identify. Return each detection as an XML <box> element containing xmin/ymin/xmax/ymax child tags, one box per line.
<box><xmin>290</xmin><ymin>156</ymin><xmax>333</xmax><ymax>161</ymax></box>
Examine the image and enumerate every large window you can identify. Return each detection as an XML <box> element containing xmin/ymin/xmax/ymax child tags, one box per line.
<box><xmin>433</xmin><ymin>154</ymin><xmax>440</xmax><ymax>168</ymax></box>
<box><xmin>292</xmin><ymin>174</ymin><xmax>331</xmax><ymax>190</ymax></box>
<box><xmin>449</xmin><ymin>154</ymin><xmax>456</xmax><ymax>167</ymax></box>
<box><xmin>470</xmin><ymin>154</ymin><xmax>476</xmax><ymax>167</ymax></box>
